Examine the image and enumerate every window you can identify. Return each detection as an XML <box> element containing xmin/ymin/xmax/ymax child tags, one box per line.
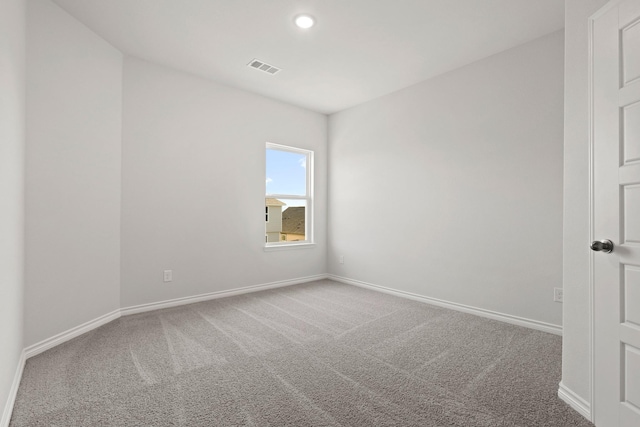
<box><xmin>265</xmin><ymin>143</ymin><xmax>313</xmax><ymax>248</ymax></box>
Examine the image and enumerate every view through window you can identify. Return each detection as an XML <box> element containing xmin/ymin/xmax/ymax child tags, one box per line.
<box><xmin>265</xmin><ymin>143</ymin><xmax>313</xmax><ymax>245</ymax></box>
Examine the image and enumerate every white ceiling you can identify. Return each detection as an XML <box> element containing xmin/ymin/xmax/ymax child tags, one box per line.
<box><xmin>51</xmin><ymin>0</ymin><xmax>565</xmax><ymax>114</ymax></box>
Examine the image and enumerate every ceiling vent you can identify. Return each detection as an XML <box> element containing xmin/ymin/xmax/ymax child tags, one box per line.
<box><xmin>247</xmin><ymin>59</ymin><xmax>281</xmax><ymax>75</ymax></box>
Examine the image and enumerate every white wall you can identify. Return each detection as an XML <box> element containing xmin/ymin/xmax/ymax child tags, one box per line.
<box><xmin>0</xmin><ymin>0</ymin><xmax>26</xmax><ymax>422</ymax></box>
<box><xmin>562</xmin><ymin>0</ymin><xmax>609</xmax><ymax>408</ymax></box>
<box><xmin>120</xmin><ymin>57</ymin><xmax>327</xmax><ymax>308</ymax></box>
<box><xmin>25</xmin><ymin>0</ymin><xmax>123</xmax><ymax>347</ymax></box>
<box><xmin>328</xmin><ymin>31</ymin><xmax>565</xmax><ymax>326</ymax></box>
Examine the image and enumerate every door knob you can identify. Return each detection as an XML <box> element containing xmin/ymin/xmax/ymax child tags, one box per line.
<box><xmin>590</xmin><ymin>239</ymin><xmax>613</xmax><ymax>253</ymax></box>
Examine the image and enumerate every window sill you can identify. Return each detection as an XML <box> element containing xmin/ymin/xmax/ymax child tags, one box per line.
<box><xmin>264</xmin><ymin>243</ymin><xmax>316</xmax><ymax>252</ymax></box>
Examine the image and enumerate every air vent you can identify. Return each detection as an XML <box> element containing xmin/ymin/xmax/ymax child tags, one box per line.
<box><xmin>247</xmin><ymin>59</ymin><xmax>281</xmax><ymax>75</ymax></box>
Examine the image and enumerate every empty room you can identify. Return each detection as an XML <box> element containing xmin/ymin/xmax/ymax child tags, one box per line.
<box><xmin>2</xmin><ymin>0</ymin><xmax>639</xmax><ymax>426</ymax></box>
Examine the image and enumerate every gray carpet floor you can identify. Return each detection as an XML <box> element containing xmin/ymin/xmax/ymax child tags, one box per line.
<box><xmin>11</xmin><ymin>279</ymin><xmax>593</xmax><ymax>426</ymax></box>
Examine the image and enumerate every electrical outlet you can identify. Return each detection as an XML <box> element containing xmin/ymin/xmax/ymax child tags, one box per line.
<box><xmin>163</xmin><ymin>270</ymin><xmax>172</xmax><ymax>282</ymax></box>
<box><xmin>339</xmin><ymin>255</ymin><xmax>344</xmax><ymax>264</ymax></box>
<box><xmin>554</xmin><ymin>287</ymin><xmax>563</xmax><ymax>303</ymax></box>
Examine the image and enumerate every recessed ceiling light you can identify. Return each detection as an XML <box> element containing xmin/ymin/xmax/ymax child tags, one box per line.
<box><xmin>294</xmin><ymin>14</ymin><xmax>315</xmax><ymax>29</ymax></box>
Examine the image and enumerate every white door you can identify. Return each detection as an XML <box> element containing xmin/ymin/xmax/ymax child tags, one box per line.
<box><xmin>593</xmin><ymin>1</ymin><xmax>640</xmax><ymax>426</ymax></box>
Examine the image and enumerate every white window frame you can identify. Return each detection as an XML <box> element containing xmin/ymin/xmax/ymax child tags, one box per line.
<box><xmin>265</xmin><ymin>142</ymin><xmax>314</xmax><ymax>250</ymax></box>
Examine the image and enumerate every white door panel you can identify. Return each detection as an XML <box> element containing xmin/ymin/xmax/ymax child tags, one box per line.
<box><xmin>593</xmin><ymin>1</ymin><xmax>640</xmax><ymax>426</ymax></box>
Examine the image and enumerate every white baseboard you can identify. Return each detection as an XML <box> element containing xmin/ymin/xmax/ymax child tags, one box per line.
<box><xmin>328</xmin><ymin>275</ymin><xmax>563</xmax><ymax>336</ymax></box>
<box><xmin>558</xmin><ymin>381</ymin><xmax>592</xmax><ymax>421</ymax></box>
<box><xmin>121</xmin><ymin>274</ymin><xmax>329</xmax><ymax>316</ymax></box>
<box><xmin>24</xmin><ymin>275</ymin><xmax>329</xmax><ymax>361</ymax></box>
<box><xmin>1</xmin><ymin>350</ymin><xmax>25</xmax><ymax>427</ymax></box>
<box><xmin>25</xmin><ymin>309</ymin><xmax>121</xmax><ymax>359</ymax></box>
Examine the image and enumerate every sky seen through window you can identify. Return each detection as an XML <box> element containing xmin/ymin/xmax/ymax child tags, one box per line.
<box><xmin>266</xmin><ymin>148</ymin><xmax>306</xmax><ymax>209</ymax></box>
